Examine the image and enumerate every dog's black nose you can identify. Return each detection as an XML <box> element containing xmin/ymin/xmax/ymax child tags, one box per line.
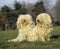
<box><xmin>37</xmin><ymin>19</ymin><xmax>40</xmax><ymax>22</ymax></box>
<box><xmin>23</xmin><ymin>20</ymin><xmax>26</xmax><ymax>22</ymax></box>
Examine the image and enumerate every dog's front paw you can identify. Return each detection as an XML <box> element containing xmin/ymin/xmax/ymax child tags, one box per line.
<box><xmin>8</xmin><ymin>40</ymin><xmax>11</xmax><ymax>42</ymax></box>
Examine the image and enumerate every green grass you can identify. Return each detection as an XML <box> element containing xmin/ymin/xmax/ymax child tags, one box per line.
<box><xmin>0</xmin><ymin>26</ymin><xmax>60</xmax><ymax>49</ymax></box>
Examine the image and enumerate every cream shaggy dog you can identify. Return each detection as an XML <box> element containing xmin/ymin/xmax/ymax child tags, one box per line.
<box><xmin>28</xmin><ymin>13</ymin><xmax>53</xmax><ymax>42</ymax></box>
<box><xmin>8</xmin><ymin>14</ymin><xmax>35</xmax><ymax>42</ymax></box>
<box><xmin>36</xmin><ymin>13</ymin><xmax>53</xmax><ymax>41</ymax></box>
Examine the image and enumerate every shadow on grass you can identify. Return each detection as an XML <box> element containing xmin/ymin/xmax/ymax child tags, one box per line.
<box><xmin>51</xmin><ymin>35</ymin><xmax>60</xmax><ymax>39</ymax></box>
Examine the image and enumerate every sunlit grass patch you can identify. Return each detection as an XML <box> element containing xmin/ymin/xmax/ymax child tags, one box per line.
<box><xmin>0</xmin><ymin>26</ymin><xmax>60</xmax><ymax>49</ymax></box>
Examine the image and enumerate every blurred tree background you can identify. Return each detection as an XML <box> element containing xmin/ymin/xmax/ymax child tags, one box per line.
<box><xmin>0</xmin><ymin>0</ymin><xmax>60</xmax><ymax>31</ymax></box>
<box><xmin>0</xmin><ymin>0</ymin><xmax>52</xmax><ymax>31</ymax></box>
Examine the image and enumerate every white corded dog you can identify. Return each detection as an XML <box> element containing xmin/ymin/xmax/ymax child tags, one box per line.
<box><xmin>36</xmin><ymin>13</ymin><xmax>53</xmax><ymax>41</ymax></box>
<box><xmin>8</xmin><ymin>14</ymin><xmax>35</xmax><ymax>42</ymax></box>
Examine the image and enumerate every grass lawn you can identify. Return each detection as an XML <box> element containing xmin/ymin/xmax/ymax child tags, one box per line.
<box><xmin>0</xmin><ymin>26</ymin><xmax>60</xmax><ymax>49</ymax></box>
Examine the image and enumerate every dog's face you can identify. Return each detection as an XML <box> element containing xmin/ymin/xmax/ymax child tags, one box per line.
<box><xmin>16</xmin><ymin>14</ymin><xmax>34</xmax><ymax>29</ymax></box>
<box><xmin>36</xmin><ymin>13</ymin><xmax>52</xmax><ymax>25</ymax></box>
